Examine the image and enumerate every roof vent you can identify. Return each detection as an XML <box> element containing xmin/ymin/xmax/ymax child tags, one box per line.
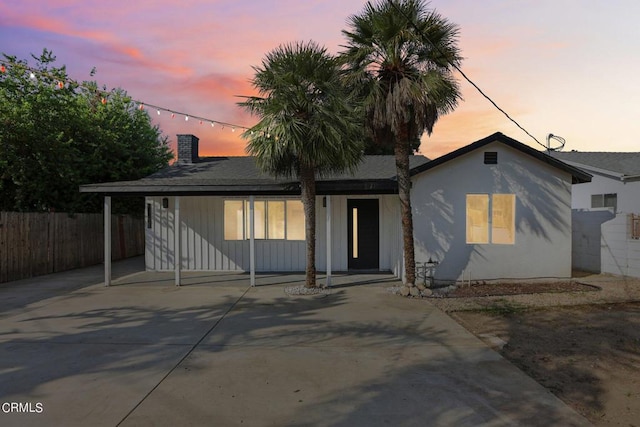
<box><xmin>484</xmin><ymin>152</ymin><xmax>498</xmax><ymax>164</ymax></box>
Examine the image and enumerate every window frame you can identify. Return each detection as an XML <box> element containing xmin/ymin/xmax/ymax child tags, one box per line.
<box><xmin>224</xmin><ymin>199</ymin><xmax>305</xmax><ymax>241</ymax></box>
<box><xmin>591</xmin><ymin>193</ymin><xmax>617</xmax><ymax>210</ymax></box>
<box><xmin>465</xmin><ymin>193</ymin><xmax>516</xmax><ymax>245</ymax></box>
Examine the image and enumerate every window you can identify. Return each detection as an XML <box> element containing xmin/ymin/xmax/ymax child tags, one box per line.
<box><xmin>224</xmin><ymin>199</ymin><xmax>305</xmax><ymax>240</ymax></box>
<box><xmin>591</xmin><ymin>193</ymin><xmax>617</xmax><ymax>210</ymax></box>
<box><xmin>491</xmin><ymin>194</ymin><xmax>515</xmax><ymax>244</ymax></box>
<box><xmin>267</xmin><ymin>201</ymin><xmax>286</xmax><ymax>240</ymax></box>
<box><xmin>466</xmin><ymin>195</ymin><xmax>489</xmax><ymax>244</ymax></box>
<box><xmin>286</xmin><ymin>200</ymin><xmax>305</xmax><ymax>240</ymax></box>
<box><xmin>631</xmin><ymin>214</ymin><xmax>640</xmax><ymax>240</ymax></box>
<box><xmin>466</xmin><ymin>194</ymin><xmax>515</xmax><ymax>245</ymax></box>
<box><xmin>224</xmin><ymin>200</ymin><xmax>244</xmax><ymax>240</ymax></box>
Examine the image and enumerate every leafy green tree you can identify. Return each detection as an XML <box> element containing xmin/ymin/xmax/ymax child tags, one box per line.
<box><xmin>239</xmin><ymin>41</ymin><xmax>363</xmax><ymax>288</ymax></box>
<box><xmin>0</xmin><ymin>49</ymin><xmax>172</xmax><ymax>214</ymax></box>
<box><xmin>340</xmin><ymin>0</ymin><xmax>462</xmax><ymax>285</ymax></box>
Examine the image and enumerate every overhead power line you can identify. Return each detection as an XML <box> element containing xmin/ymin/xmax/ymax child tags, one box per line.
<box><xmin>388</xmin><ymin>0</ymin><xmax>548</xmax><ymax>150</ymax></box>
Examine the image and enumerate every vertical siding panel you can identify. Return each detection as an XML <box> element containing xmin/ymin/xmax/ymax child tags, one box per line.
<box><xmin>209</xmin><ymin>197</ymin><xmax>216</xmax><ymax>270</ymax></box>
<box><xmin>276</xmin><ymin>242</ymin><xmax>282</xmax><ymax>271</ymax></box>
<box><xmin>196</xmin><ymin>197</ymin><xmax>203</xmax><ymax>270</ymax></box>
<box><xmin>200</xmin><ymin>197</ymin><xmax>207</xmax><ymax>270</ymax></box>
<box><xmin>189</xmin><ymin>197</ymin><xmax>198</xmax><ymax>270</ymax></box>
<box><xmin>215</xmin><ymin>198</ymin><xmax>223</xmax><ymax>270</ymax></box>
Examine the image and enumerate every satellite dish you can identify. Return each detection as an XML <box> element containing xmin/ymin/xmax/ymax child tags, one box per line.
<box><xmin>546</xmin><ymin>133</ymin><xmax>566</xmax><ymax>152</ymax></box>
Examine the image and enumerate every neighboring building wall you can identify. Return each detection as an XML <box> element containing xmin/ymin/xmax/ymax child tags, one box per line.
<box><xmin>569</xmin><ymin>173</ymin><xmax>640</xmax><ymax>213</ymax></box>
<box><xmin>571</xmin><ymin>210</ymin><xmax>615</xmax><ymax>272</ymax></box>
<box><xmin>146</xmin><ymin>194</ymin><xmax>401</xmax><ymax>273</ymax></box>
<box><xmin>601</xmin><ymin>214</ymin><xmax>640</xmax><ymax>277</ymax></box>
<box><xmin>411</xmin><ymin>142</ymin><xmax>574</xmax><ymax>283</ymax></box>
<box><xmin>567</xmin><ymin>170</ymin><xmax>640</xmax><ymax>276</ymax></box>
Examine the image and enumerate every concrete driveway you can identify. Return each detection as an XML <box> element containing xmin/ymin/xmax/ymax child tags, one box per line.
<box><xmin>0</xmin><ymin>258</ymin><xmax>589</xmax><ymax>426</ymax></box>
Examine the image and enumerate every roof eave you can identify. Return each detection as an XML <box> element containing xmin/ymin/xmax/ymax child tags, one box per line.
<box><xmin>409</xmin><ymin>132</ymin><xmax>592</xmax><ymax>183</ymax></box>
<box><xmin>79</xmin><ymin>179</ymin><xmax>399</xmax><ymax>197</ymax></box>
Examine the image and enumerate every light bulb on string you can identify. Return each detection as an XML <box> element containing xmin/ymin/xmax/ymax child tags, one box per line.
<box><xmin>0</xmin><ymin>61</ymin><xmax>253</xmax><ymax>136</ymax></box>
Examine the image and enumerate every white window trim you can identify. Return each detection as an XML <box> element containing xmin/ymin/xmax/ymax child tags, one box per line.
<box><xmin>466</xmin><ymin>193</ymin><xmax>516</xmax><ymax>245</ymax></box>
<box><xmin>224</xmin><ymin>198</ymin><xmax>305</xmax><ymax>241</ymax></box>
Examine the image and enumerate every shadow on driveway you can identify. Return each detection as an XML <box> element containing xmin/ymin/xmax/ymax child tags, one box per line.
<box><xmin>0</xmin><ymin>266</ymin><xmax>588</xmax><ymax>426</ymax></box>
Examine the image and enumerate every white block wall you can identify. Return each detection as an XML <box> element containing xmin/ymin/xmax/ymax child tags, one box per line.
<box><xmin>601</xmin><ymin>214</ymin><xmax>640</xmax><ymax>277</ymax></box>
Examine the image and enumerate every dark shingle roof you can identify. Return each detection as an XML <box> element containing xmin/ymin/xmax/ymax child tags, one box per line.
<box><xmin>80</xmin><ymin>155</ymin><xmax>430</xmax><ymax>196</ymax></box>
<box><xmin>80</xmin><ymin>132</ymin><xmax>594</xmax><ymax>196</ymax></box>
<box><xmin>550</xmin><ymin>151</ymin><xmax>640</xmax><ymax>178</ymax></box>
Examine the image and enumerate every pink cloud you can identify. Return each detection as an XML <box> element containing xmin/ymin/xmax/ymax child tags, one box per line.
<box><xmin>0</xmin><ymin>3</ymin><xmax>192</xmax><ymax>77</ymax></box>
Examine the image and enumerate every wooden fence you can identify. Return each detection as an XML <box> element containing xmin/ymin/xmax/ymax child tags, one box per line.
<box><xmin>0</xmin><ymin>212</ymin><xmax>144</xmax><ymax>283</ymax></box>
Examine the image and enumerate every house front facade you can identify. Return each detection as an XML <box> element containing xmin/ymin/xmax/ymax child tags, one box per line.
<box><xmin>81</xmin><ymin>132</ymin><xmax>590</xmax><ymax>286</ymax></box>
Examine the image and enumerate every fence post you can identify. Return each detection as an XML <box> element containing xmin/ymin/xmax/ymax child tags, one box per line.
<box><xmin>104</xmin><ymin>197</ymin><xmax>112</xmax><ymax>287</ymax></box>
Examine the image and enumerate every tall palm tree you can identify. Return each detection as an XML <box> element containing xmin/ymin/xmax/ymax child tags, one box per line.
<box><xmin>238</xmin><ymin>41</ymin><xmax>363</xmax><ymax>288</ymax></box>
<box><xmin>340</xmin><ymin>0</ymin><xmax>462</xmax><ymax>285</ymax></box>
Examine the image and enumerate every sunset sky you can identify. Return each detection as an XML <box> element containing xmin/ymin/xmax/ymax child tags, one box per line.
<box><xmin>1</xmin><ymin>0</ymin><xmax>638</xmax><ymax>159</ymax></box>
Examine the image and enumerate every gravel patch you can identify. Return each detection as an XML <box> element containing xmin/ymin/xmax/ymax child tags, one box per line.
<box><xmin>284</xmin><ymin>285</ymin><xmax>332</xmax><ymax>296</ymax></box>
<box><xmin>428</xmin><ymin>274</ymin><xmax>640</xmax><ymax>312</ymax></box>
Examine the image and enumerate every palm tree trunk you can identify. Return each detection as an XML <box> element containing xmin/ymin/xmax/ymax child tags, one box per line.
<box><xmin>394</xmin><ymin>140</ymin><xmax>416</xmax><ymax>285</ymax></box>
<box><xmin>299</xmin><ymin>164</ymin><xmax>317</xmax><ymax>288</ymax></box>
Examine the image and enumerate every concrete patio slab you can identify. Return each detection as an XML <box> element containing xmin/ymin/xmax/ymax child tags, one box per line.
<box><xmin>0</xmin><ymin>261</ymin><xmax>590</xmax><ymax>426</ymax></box>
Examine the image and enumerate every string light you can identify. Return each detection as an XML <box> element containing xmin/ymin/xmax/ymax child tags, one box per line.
<box><xmin>0</xmin><ymin>58</ymin><xmax>253</xmax><ymax>136</ymax></box>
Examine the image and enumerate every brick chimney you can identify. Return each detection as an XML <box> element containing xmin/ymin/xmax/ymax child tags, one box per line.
<box><xmin>176</xmin><ymin>134</ymin><xmax>199</xmax><ymax>164</ymax></box>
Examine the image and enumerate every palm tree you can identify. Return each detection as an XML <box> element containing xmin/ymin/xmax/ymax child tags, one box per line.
<box><xmin>238</xmin><ymin>41</ymin><xmax>363</xmax><ymax>288</ymax></box>
<box><xmin>340</xmin><ymin>0</ymin><xmax>462</xmax><ymax>286</ymax></box>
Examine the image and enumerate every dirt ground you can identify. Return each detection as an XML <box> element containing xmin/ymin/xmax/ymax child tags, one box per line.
<box><xmin>441</xmin><ymin>279</ymin><xmax>640</xmax><ymax>427</ymax></box>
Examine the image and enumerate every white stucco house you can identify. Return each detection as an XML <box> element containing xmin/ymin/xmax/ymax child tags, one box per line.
<box><xmin>550</xmin><ymin>151</ymin><xmax>640</xmax><ymax>277</ymax></box>
<box><xmin>81</xmin><ymin>132</ymin><xmax>590</xmax><ymax>286</ymax></box>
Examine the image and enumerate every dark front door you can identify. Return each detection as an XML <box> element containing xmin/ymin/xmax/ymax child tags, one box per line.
<box><xmin>347</xmin><ymin>199</ymin><xmax>379</xmax><ymax>270</ymax></box>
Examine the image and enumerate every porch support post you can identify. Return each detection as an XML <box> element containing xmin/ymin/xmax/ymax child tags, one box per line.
<box><xmin>104</xmin><ymin>196</ymin><xmax>111</xmax><ymax>287</ymax></box>
<box><xmin>174</xmin><ymin>196</ymin><xmax>181</xmax><ymax>286</ymax></box>
<box><xmin>249</xmin><ymin>196</ymin><xmax>256</xmax><ymax>287</ymax></box>
<box><xmin>326</xmin><ymin>195</ymin><xmax>332</xmax><ymax>287</ymax></box>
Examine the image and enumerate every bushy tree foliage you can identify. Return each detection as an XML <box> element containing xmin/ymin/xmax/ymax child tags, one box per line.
<box><xmin>0</xmin><ymin>49</ymin><xmax>173</xmax><ymax>214</ymax></box>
